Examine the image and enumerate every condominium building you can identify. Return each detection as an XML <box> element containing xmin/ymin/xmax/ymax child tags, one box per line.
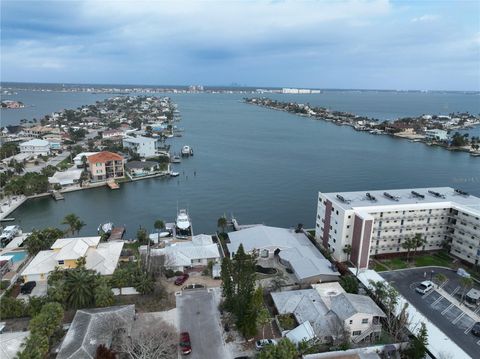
<box><xmin>87</xmin><ymin>151</ymin><xmax>125</xmax><ymax>182</ymax></box>
<box><xmin>315</xmin><ymin>187</ymin><xmax>480</xmax><ymax>268</ymax></box>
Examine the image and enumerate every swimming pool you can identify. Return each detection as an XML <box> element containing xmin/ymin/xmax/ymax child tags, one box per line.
<box><xmin>3</xmin><ymin>250</ymin><xmax>28</xmax><ymax>263</ymax></box>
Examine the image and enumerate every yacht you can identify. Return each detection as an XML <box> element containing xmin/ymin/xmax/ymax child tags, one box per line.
<box><xmin>98</xmin><ymin>222</ymin><xmax>113</xmax><ymax>235</ymax></box>
<box><xmin>171</xmin><ymin>155</ymin><xmax>181</xmax><ymax>163</ymax></box>
<box><xmin>175</xmin><ymin>209</ymin><xmax>192</xmax><ymax>238</ymax></box>
<box><xmin>181</xmin><ymin>145</ymin><xmax>194</xmax><ymax>157</ymax></box>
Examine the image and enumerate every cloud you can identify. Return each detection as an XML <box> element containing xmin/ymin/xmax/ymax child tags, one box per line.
<box><xmin>411</xmin><ymin>14</ymin><xmax>440</xmax><ymax>22</ymax></box>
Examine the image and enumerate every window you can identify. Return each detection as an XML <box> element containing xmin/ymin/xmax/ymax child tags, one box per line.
<box><xmin>352</xmin><ymin>330</ymin><xmax>362</xmax><ymax>336</ymax></box>
<box><xmin>58</xmin><ymin>260</ymin><xmax>64</xmax><ymax>265</ymax></box>
<box><xmin>362</xmin><ymin>318</ymin><xmax>369</xmax><ymax>324</ymax></box>
<box><xmin>349</xmin><ymin>320</ymin><xmax>353</xmax><ymax>324</ymax></box>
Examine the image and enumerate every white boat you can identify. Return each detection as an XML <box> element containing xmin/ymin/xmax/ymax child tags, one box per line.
<box><xmin>175</xmin><ymin>209</ymin><xmax>192</xmax><ymax>238</ymax></box>
<box><xmin>181</xmin><ymin>145</ymin><xmax>194</xmax><ymax>157</ymax></box>
<box><xmin>98</xmin><ymin>222</ymin><xmax>113</xmax><ymax>234</ymax></box>
<box><xmin>170</xmin><ymin>171</ymin><xmax>180</xmax><ymax>177</ymax></box>
<box><xmin>171</xmin><ymin>155</ymin><xmax>181</xmax><ymax>163</ymax></box>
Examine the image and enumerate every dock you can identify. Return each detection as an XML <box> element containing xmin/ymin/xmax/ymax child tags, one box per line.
<box><xmin>107</xmin><ymin>181</ymin><xmax>120</xmax><ymax>190</ymax></box>
<box><xmin>110</xmin><ymin>226</ymin><xmax>125</xmax><ymax>240</ymax></box>
<box><xmin>231</xmin><ymin>218</ymin><xmax>262</xmax><ymax>231</ymax></box>
<box><xmin>51</xmin><ymin>191</ymin><xmax>64</xmax><ymax>201</ymax></box>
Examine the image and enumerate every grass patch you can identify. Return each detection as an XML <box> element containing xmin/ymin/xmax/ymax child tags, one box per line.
<box><xmin>379</xmin><ymin>258</ymin><xmax>408</xmax><ymax>270</ymax></box>
<box><xmin>414</xmin><ymin>252</ymin><xmax>452</xmax><ymax>268</ymax></box>
<box><xmin>56</xmin><ymin>157</ymin><xmax>73</xmax><ymax>170</ymax></box>
<box><xmin>372</xmin><ymin>262</ymin><xmax>389</xmax><ymax>272</ymax></box>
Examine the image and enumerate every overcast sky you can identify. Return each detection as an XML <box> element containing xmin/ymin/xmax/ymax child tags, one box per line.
<box><xmin>1</xmin><ymin>0</ymin><xmax>479</xmax><ymax>90</ymax></box>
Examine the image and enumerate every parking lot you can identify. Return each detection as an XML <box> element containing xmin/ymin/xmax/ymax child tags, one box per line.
<box><xmin>381</xmin><ymin>267</ymin><xmax>480</xmax><ymax>358</ymax></box>
<box><xmin>176</xmin><ymin>288</ymin><xmax>229</xmax><ymax>359</ymax></box>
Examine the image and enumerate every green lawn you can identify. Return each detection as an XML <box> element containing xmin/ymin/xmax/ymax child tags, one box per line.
<box><xmin>414</xmin><ymin>251</ymin><xmax>452</xmax><ymax>268</ymax></box>
<box><xmin>56</xmin><ymin>157</ymin><xmax>72</xmax><ymax>170</ymax></box>
<box><xmin>380</xmin><ymin>258</ymin><xmax>408</xmax><ymax>270</ymax></box>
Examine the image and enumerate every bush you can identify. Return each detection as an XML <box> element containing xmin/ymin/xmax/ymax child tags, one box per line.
<box><xmin>174</xmin><ymin>271</ymin><xmax>183</xmax><ymax>276</ymax></box>
<box><xmin>0</xmin><ymin>280</ymin><xmax>10</xmax><ymax>290</ymax></box>
<box><xmin>165</xmin><ymin>269</ymin><xmax>175</xmax><ymax>278</ymax></box>
<box><xmin>340</xmin><ymin>275</ymin><xmax>359</xmax><ymax>294</ymax></box>
<box><xmin>0</xmin><ymin>297</ymin><xmax>29</xmax><ymax>319</ymax></box>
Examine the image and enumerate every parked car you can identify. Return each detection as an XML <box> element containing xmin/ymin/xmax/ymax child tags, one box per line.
<box><xmin>471</xmin><ymin>322</ymin><xmax>480</xmax><ymax>337</ymax></box>
<box><xmin>175</xmin><ymin>273</ymin><xmax>189</xmax><ymax>286</ymax></box>
<box><xmin>179</xmin><ymin>331</ymin><xmax>192</xmax><ymax>355</ymax></box>
<box><xmin>415</xmin><ymin>281</ymin><xmax>434</xmax><ymax>295</ymax></box>
<box><xmin>20</xmin><ymin>281</ymin><xmax>36</xmax><ymax>295</ymax></box>
<box><xmin>255</xmin><ymin>339</ymin><xmax>277</xmax><ymax>351</ymax></box>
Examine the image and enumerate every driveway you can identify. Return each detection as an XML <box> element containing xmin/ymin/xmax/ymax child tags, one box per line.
<box><xmin>380</xmin><ymin>267</ymin><xmax>480</xmax><ymax>358</ymax></box>
<box><xmin>176</xmin><ymin>288</ymin><xmax>229</xmax><ymax>359</ymax></box>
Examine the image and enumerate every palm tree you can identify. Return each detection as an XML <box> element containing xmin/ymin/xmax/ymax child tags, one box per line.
<box><xmin>460</xmin><ymin>277</ymin><xmax>474</xmax><ymax>304</ymax></box>
<box><xmin>401</xmin><ymin>238</ymin><xmax>416</xmax><ymax>262</ymax></box>
<box><xmin>343</xmin><ymin>244</ymin><xmax>352</xmax><ymax>263</ymax></box>
<box><xmin>412</xmin><ymin>233</ymin><xmax>426</xmax><ymax>258</ymax></box>
<box><xmin>65</xmin><ymin>269</ymin><xmax>96</xmax><ymax>309</ymax></box>
<box><xmin>62</xmin><ymin>213</ymin><xmax>81</xmax><ymax>235</ymax></box>
<box><xmin>217</xmin><ymin>216</ymin><xmax>228</xmax><ymax>233</ymax></box>
<box><xmin>154</xmin><ymin>219</ymin><xmax>165</xmax><ymax>242</ymax></box>
<box><xmin>74</xmin><ymin>218</ymin><xmax>86</xmax><ymax>235</ymax></box>
<box><xmin>134</xmin><ymin>273</ymin><xmax>154</xmax><ymax>294</ymax></box>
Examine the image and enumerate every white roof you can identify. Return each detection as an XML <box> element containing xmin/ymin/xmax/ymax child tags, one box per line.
<box><xmin>73</xmin><ymin>152</ymin><xmax>98</xmax><ymax>161</ymax></box>
<box><xmin>51</xmin><ymin>236</ymin><xmax>100</xmax><ymax>250</ymax></box>
<box><xmin>141</xmin><ymin>235</ymin><xmax>220</xmax><ymax>268</ymax></box>
<box><xmin>20</xmin><ymin>139</ymin><xmax>50</xmax><ymax>147</ymax></box>
<box><xmin>322</xmin><ymin>187</ymin><xmax>480</xmax><ymax>212</ymax></box>
<box><xmin>48</xmin><ymin>169</ymin><xmax>83</xmax><ymax>185</ymax></box>
<box><xmin>21</xmin><ymin>238</ymin><xmax>123</xmax><ymax>277</ymax></box>
<box><xmin>123</xmin><ymin>136</ymin><xmax>156</xmax><ymax>144</ymax></box>
<box><xmin>228</xmin><ymin>226</ymin><xmax>339</xmax><ymax>280</ymax></box>
<box><xmin>286</xmin><ymin>321</ymin><xmax>316</xmax><ymax>344</ymax></box>
<box><xmin>0</xmin><ymin>331</ymin><xmax>30</xmax><ymax>359</ymax></box>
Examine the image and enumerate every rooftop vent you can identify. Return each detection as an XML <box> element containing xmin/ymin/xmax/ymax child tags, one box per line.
<box><xmin>428</xmin><ymin>190</ymin><xmax>445</xmax><ymax>199</ymax></box>
<box><xmin>383</xmin><ymin>192</ymin><xmax>399</xmax><ymax>201</ymax></box>
<box><xmin>366</xmin><ymin>192</ymin><xmax>377</xmax><ymax>202</ymax></box>
<box><xmin>336</xmin><ymin>195</ymin><xmax>350</xmax><ymax>204</ymax></box>
<box><xmin>454</xmin><ymin>189</ymin><xmax>469</xmax><ymax>196</ymax></box>
<box><xmin>411</xmin><ymin>191</ymin><xmax>425</xmax><ymax>199</ymax></box>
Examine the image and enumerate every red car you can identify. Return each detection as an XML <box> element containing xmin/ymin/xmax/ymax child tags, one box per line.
<box><xmin>175</xmin><ymin>273</ymin><xmax>189</xmax><ymax>285</ymax></box>
<box><xmin>179</xmin><ymin>332</ymin><xmax>192</xmax><ymax>355</ymax></box>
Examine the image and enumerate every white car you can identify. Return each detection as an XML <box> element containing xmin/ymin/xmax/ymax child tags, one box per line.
<box><xmin>255</xmin><ymin>339</ymin><xmax>277</xmax><ymax>351</ymax></box>
<box><xmin>415</xmin><ymin>281</ymin><xmax>434</xmax><ymax>295</ymax></box>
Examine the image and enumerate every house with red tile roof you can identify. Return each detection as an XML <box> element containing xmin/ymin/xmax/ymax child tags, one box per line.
<box><xmin>87</xmin><ymin>151</ymin><xmax>125</xmax><ymax>182</ymax></box>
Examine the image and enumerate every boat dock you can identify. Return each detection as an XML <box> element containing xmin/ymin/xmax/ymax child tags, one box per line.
<box><xmin>51</xmin><ymin>191</ymin><xmax>64</xmax><ymax>201</ymax></box>
<box><xmin>107</xmin><ymin>181</ymin><xmax>120</xmax><ymax>190</ymax></box>
<box><xmin>110</xmin><ymin>226</ymin><xmax>125</xmax><ymax>240</ymax></box>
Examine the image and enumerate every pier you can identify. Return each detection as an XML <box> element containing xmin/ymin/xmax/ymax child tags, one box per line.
<box><xmin>231</xmin><ymin>217</ymin><xmax>262</xmax><ymax>231</ymax></box>
<box><xmin>51</xmin><ymin>191</ymin><xmax>64</xmax><ymax>201</ymax></box>
<box><xmin>109</xmin><ymin>226</ymin><xmax>125</xmax><ymax>240</ymax></box>
<box><xmin>107</xmin><ymin>181</ymin><xmax>120</xmax><ymax>190</ymax></box>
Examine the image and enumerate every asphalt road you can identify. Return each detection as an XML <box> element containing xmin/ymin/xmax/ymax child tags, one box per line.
<box><xmin>176</xmin><ymin>288</ymin><xmax>229</xmax><ymax>359</ymax></box>
<box><xmin>380</xmin><ymin>267</ymin><xmax>480</xmax><ymax>358</ymax></box>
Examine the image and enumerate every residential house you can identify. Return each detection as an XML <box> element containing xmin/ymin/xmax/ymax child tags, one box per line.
<box><xmin>73</xmin><ymin>152</ymin><xmax>98</xmax><ymax>167</ymax></box>
<box><xmin>140</xmin><ymin>234</ymin><xmax>221</xmax><ymax>272</ymax></box>
<box><xmin>425</xmin><ymin>129</ymin><xmax>449</xmax><ymax>141</ymax></box>
<box><xmin>122</xmin><ymin>136</ymin><xmax>159</xmax><ymax>158</ymax></box>
<box><xmin>21</xmin><ymin>236</ymin><xmax>124</xmax><ymax>282</ymax></box>
<box><xmin>20</xmin><ymin>125</ymin><xmax>52</xmax><ymax>138</ymax></box>
<box><xmin>271</xmin><ymin>282</ymin><xmax>386</xmax><ymax>344</ymax></box>
<box><xmin>87</xmin><ymin>151</ymin><xmax>125</xmax><ymax>182</ymax></box>
<box><xmin>102</xmin><ymin>129</ymin><xmax>124</xmax><ymax>139</ymax></box>
<box><xmin>56</xmin><ymin>305</ymin><xmax>134</xmax><ymax>359</ymax></box>
<box><xmin>19</xmin><ymin>139</ymin><xmax>51</xmax><ymax>156</ymax></box>
<box><xmin>125</xmin><ymin>160</ymin><xmax>166</xmax><ymax>177</ymax></box>
<box><xmin>227</xmin><ymin>225</ymin><xmax>340</xmax><ymax>283</ymax></box>
<box><xmin>48</xmin><ymin>169</ymin><xmax>83</xmax><ymax>188</ymax></box>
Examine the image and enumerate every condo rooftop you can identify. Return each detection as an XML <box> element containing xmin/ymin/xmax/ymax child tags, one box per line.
<box><xmin>321</xmin><ymin>187</ymin><xmax>480</xmax><ymax>212</ymax></box>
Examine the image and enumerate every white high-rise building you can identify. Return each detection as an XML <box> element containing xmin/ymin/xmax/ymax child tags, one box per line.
<box><xmin>315</xmin><ymin>187</ymin><xmax>480</xmax><ymax>269</ymax></box>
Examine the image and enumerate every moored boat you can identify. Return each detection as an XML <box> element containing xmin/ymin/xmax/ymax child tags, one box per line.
<box><xmin>175</xmin><ymin>209</ymin><xmax>192</xmax><ymax>238</ymax></box>
<box><xmin>181</xmin><ymin>145</ymin><xmax>194</xmax><ymax>157</ymax></box>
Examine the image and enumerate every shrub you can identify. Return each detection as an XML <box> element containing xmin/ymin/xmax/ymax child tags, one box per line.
<box><xmin>0</xmin><ymin>297</ymin><xmax>29</xmax><ymax>319</ymax></box>
<box><xmin>174</xmin><ymin>271</ymin><xmax>184</xmax><ymax>276</ymax></box>
<box><xmin>0</xmin><ymin>280</ymin><xmax>10</xmax><ymax>290</ymax></box>
<box><xmin>165</xmin><ymin>269</ymin><xmax>175</xmax><ymax>278</ymax></box>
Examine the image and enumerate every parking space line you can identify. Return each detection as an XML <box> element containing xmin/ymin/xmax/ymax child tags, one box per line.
<box><xmin>441</xmin><ymin>303</ymin><xmax>455</xmax><ymax>315</ymax></box>
<box><xmin>439</xmin><ymin>279</ymin><xmax>449</xmax><ymax>289</ymax></box>
<box><xmin>452</xmin><ymin>312</ymin><xmax>466</xmax><ymax>324</ymax></box>
<box><xmin>450</xmin><ymin>286</ymin><xmax>460</xmax><ymax>297</ymax></box>
<box><xmin>423</xmin><ymin>288</ymin><xmax>436</xmax><ymax>299</ymax></box>
<box><xmin>477</xmin><ymin>339</ymin><xmax>480</xmax><ymax>346</ymax></box>
<box><xmin>431</xmin><ymin>295</ymin><xmax>444</xmax><ymax>307</ymax></box>
<box><xmin>474</xmin><ymin>307</ymin><xmax>480</xmax><ymax>315</ymax></box>
<box><xmin>464</xmin><ymin>322</ymin><xmax>476</xmax><ymax>334</ymax></box>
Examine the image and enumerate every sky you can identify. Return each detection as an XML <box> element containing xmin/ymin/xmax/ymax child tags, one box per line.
<box><xmin>1</xmin><ymin>0</ymin><xmax>479</xmax><ymax>90</ymax></box>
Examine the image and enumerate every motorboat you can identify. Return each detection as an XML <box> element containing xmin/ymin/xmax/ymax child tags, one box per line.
<box><xmin>98</xmin><ymin>222</ymin><xmax>113</xmax><ymax>235</ymax></box>
<box><xmin>171</xmin><ymin>155</ymin><xmax>181</xmax><ymax>163</ymax></box>
<box><xmin>181</xmin><ymin>145</ymin><xmax>194</xmax><ymax>157</ymax></box>
<box><xmin>170</xmin><ymin>171</ymin><xmax>180</xmax><ymax>177</ymax></box>
<box><xmin>175</xmin><ymin>209</ymin><xmax>192</xmax><ymax>238</ymax></box>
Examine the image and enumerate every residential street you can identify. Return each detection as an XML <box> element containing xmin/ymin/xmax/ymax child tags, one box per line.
<box><xmin>176</xmin><ymin>288</ymin><xmax>229</xmax><ymax>359</ymax></box>
<box><xmin>24</xmin><ymin>151</ymin><xmax>71</xmax><ymax>173</ymax></box>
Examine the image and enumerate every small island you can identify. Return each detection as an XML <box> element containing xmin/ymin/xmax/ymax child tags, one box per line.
<box><xmin>244</xmin><ymin>97</ymin><xmax>480</xmax><ymax>156</ymax></box>
<box><xmin>1</xmin><ymin>100</ymin><xmax>25</xmax><ymax>109</ymax></box>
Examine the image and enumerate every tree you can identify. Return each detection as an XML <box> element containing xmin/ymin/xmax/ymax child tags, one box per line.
<box><xmin>154</xmin><ymin>219</ymin><xmax>165</xmax><ymax>242</ymax></box>
<box><xmin>95</xmin><ymin>277</ymin><xmax>115</xmax><ymax>308</ymax></box>
<box><xmin>460</xmin><ymin>277</ymin><xmax>474</xmax><ymax>303</ymax></box>
<box><xmin>257</xmin><ymin>338</ymin><xmax>298</xmax><ymax>359</ymax></box>
<box><xmin>217</xmin><ymin>216</ymin><xmax>228</xmax><ymax>233</ymax></box>
<box><xmin>406</xmin><ymin>322</ymin><xmax>428</xmax><ymax>359</ymax></box>
<box><xmin>25</xmin><ymin>227</ymin><xmax>64</xmax><ymax>256</ymax></box>
<box><xmin>434</xmin><ymin>273</ymin><xmax>448</xmax><ymax>288</ymax></box>
<box><xmin>412</xmin><ymin>233</ymin><xmax>427</xmax><ymax>257</ymax></box>
<box><xmin>402</xmin><ymin>237</ymin><xmax>416</xmax><ymax>262</ymax></box>
<box><xmin>340</xmin><ymin>275</ymin><xmax>359</xmax><ymax>294</ymax></box>
<box><xmin>257</xmin><ymin>307</ymin><xmax>271</xmax><ymax>340</ymax></box>
<box><xmin>137</xmin><ymin>227</ymin><xmax>149</xmax><ymax>245</ymax></box>
<box><xmin>65</xmin><ymin>268</ymin><xmax>97</xmax><ymax>309</ymax></box>
<box><xmin>62</xmin><ymin>213</ymin><xmax>84</xmax><ymax>236</ymax></box>
<box><xmin>134</xmin><ymin>272</ymin><xmax>154</xmax><ymax>294</ymax></box>
<box><xmin>343</xmin><ymin>244</ymin><xmax>352</xmax><ymax>262</ymax></box>
<box><xmin>121</xmin><ymin>320</ymin><xmax>177</xmax><ymax>359</ymax></box>
<box><xmin>95</xmin><ymin>344</ymin><xmax>116</xmax><ymax>359</ymax></box>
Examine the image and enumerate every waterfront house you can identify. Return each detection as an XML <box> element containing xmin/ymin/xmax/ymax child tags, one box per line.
<box><xmin>122</xmin><ymin>135</ymin><xmax>159</xmax><ymax>158</ymax></box>
<box><xmin>21</xmin><ymin>236</ymin><xmax>124</xmax><ymax>282</ymax></box>
<box><xmin>48</xmin><ymin>168</ymin><xmax>83</xmax><ymax>188</ymax></box>
<box><xmin>227</xmin><ymin>225</ymin><xmax>340</xmax><ymax>283</ymax></box>
<box><xmin>125</xmin><ymin>160</ymin><xmax>167</xmax><ymax>177</ymax></box>
<box><xmin>56</xmin><ymin>305</ymin><xmax>134</xmax><ymax>359</ymax></box>
<box><xmin>425</xmin><ymin>129</ymin><xmax>449</xmax><ymax>142</ymax></box>
<box><xmin>87</xmin><ymin>151</ymin><xmax>125</xmax><ymax>182</ymax></box>
<box><xmin>102</xmin><ymin>129</ymin><xmax>124</xmax><ymax>139</ymax></box>
<box><xmin>139</xmin><ymin>234</ymin><xmax>221</xmax><ymax>272</ymax></box>
<box><xmin>19</xmin><ymin>139</ymin><xmax>51</xmax><ymax>156</ymax></box>
<box><xmin>271</xmin><ymin>282</ymin><xmax>385</xmax><ymax>344</ymax></box>
<box><xmin>73</xmin><ymin>152</ymin><xmax>99</xmax><ymax>167</ymax></box>
<box><xmin>20</xmin><ymin>125</ymin><xmax>53</xmax><ymax>138</ymax></box>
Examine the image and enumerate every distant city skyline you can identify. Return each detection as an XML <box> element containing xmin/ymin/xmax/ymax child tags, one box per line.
<box><xmin>1</xmin><ymin>0</ymin><xmax>479</xmax><ymax>91</ymax></box>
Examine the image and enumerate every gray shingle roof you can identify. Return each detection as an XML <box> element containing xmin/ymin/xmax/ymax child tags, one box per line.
<box><xmin>330</xmin><ymin>293</ymin><xmax>386</xmax><ymax>322</ymax></box>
